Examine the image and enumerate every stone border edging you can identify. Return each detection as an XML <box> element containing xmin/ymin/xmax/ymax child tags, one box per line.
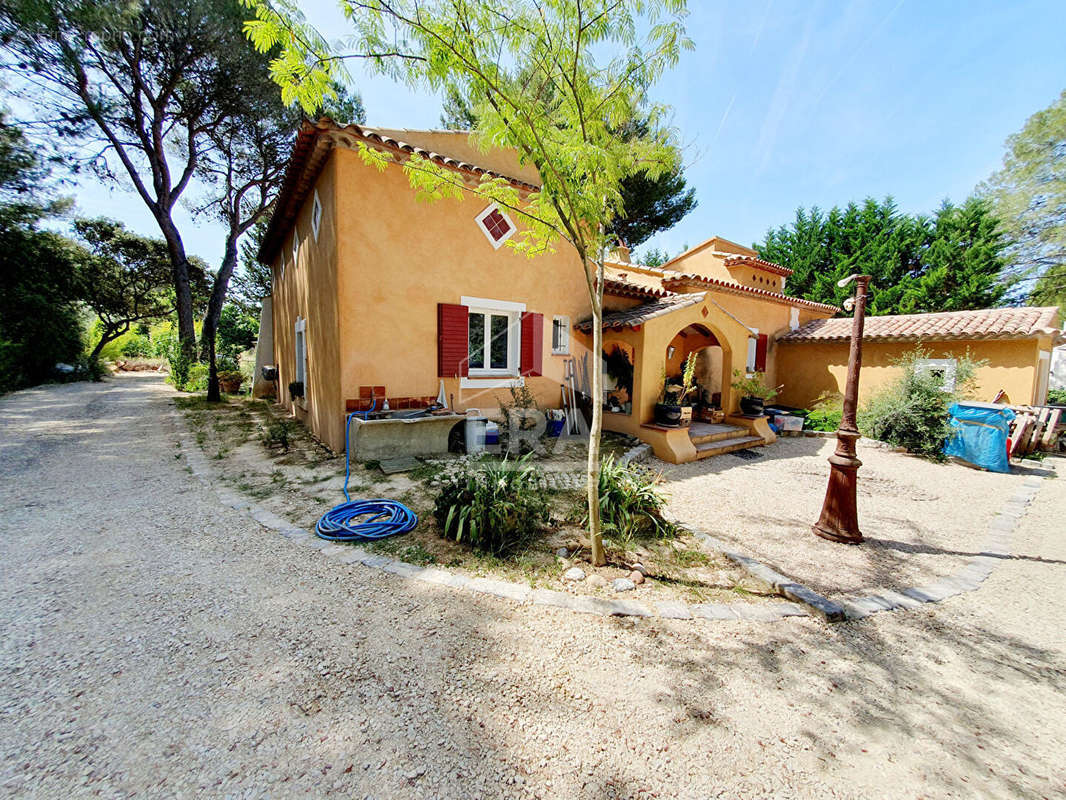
<box><xmin>172</xmin><ymin>401</ymin><xmax>1052</xmax><ymax>624</ymax></box>
<box><xmin>171</xmin><ymin>404</ymin><xmax>812</xmax><ymax>624</ymax></box>
<box><xmin>834</xmin><ymin>464</ymin><xmax>1053</xmax><ymax>620</ymax></box>
<box><xmin>669</xmin><ymin>462</ymin><xmax>1055</xmax><ymax>622</ymax></box>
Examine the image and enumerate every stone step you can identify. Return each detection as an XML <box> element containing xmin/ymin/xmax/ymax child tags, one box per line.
<box><xmin>688</xmin><ymin>422</ymin><xmax>746</xmax><ymax>445</ymax></box>
<box><xmin>694</xmin><ymin>435</ymin><xmax>765</xmax><ymax>459</ymax></box>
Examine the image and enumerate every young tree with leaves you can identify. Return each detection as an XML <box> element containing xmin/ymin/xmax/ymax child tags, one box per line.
<box><xmin>244</xmin><ymin>0</ymin><xmax>690</xmax><ymax>565</ymax></box>
<box><xmin>439</xmin><ymin>83</ymin><xmax>696</xmax><ymax>249</ymax></box>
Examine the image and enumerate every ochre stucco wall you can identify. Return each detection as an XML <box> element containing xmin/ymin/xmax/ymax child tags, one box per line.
<box><xmin>267</xmin><ymin>142</ymin><xmax>836</xmax><ymax>452</ymax></box>
<box><xmin>331</xmin><ymin>147</ymin><xmax>592</xmax><ymax>446</ymax></box>
<box><xmin>775</xmin><ymin>337</ymin><xmax>1048</xmax><ymax>410</ymax></box>
<box><xmin>270</xmin><ymin>155</ymin><xmax>344</xmax><ymax>450</ymax></box>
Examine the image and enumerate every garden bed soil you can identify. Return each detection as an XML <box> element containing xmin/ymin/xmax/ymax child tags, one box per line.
<box><xmin>176</xmin><ymin>395</ymin><xmax>777</xmax><ymax>606</ymax></box>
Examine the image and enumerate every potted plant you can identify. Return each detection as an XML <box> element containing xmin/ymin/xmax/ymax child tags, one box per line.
<box><xmin>218</xmin><ymin>370</ymin><xmax>244</xmax><ymax>394</ymax></box>
<box><xmin>731</xmin><ymin>370</ymin><xmax>778</xmax><ymax>416</ymax></box>
<box><xmin>288</xmin><ymin>380</ymin><xmax>304</xmax><ymax>400</ymax></box>
<box><xmin>653</xmin><ymin>352</ymin><xmax>698</xmax><ymax>427</ymax></box>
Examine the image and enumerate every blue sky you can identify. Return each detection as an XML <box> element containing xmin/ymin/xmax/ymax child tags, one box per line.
<box><xmin>67</xmin><ymin>0</ymin><xmax>1065</xmax><ymax>267</ymax></box>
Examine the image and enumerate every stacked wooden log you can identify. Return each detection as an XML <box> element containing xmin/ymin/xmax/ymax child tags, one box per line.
<box><xmin>1008</xmin><ymin>405</ymin><xmax>1065</xmax><ymax>456</ymax></box>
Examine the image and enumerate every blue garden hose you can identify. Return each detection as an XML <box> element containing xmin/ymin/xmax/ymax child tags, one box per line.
<box><xmin>315</xmin><ymin>412</ymin><xmax>418</xmax><ymax>541</ymax></box>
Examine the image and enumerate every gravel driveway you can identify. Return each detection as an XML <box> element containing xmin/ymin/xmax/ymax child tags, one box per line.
<box><xmin>1</xmin><ymin>374</ymin><xmax>1064</xmax><ymax>799</ymax></box>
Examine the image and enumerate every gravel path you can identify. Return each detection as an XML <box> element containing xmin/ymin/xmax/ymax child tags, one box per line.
<box><xmin>661</xmin><ymin>436</ymin><xmax>1047</xmax><ymax>598</ymax></box>
<box><xmin>1</xmin><ymin>374</ymin><xmax>1064</xmax><ymax>798</ymax></box>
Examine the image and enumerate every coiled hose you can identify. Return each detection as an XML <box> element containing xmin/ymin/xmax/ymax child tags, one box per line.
<box><xmin>315</xmin><ymin>412</ymin><xmax>418</xmax><ymax>541</ymax></box>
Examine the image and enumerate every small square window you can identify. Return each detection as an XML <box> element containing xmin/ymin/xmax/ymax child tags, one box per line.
<box><xmin>475</xmin><ymin>204</ymin><xmax>516</xmax><ymax>249</ymax></box>
<box><xmin>311</xmin><ymin>190</ymin><xmax>323</xmax><ymax>240</ymax></box>
<box><xmin>552</xmin><ymin>316</ymin><xmax>570</xmax><ymax>354</ymax></box>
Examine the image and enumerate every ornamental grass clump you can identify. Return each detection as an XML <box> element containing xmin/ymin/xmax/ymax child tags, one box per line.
<box><xmin>858</xmin><ymin>347</ymin><xmax>984</xmax><ymax>459</ymax></box>
<box><xmin>591</xmin><ymin>455</ymin><xmax>677</xmax><ymax>545</ymax></box>
<box><xmin>433</xmin><ymin>456</ymin><xmax>549</xmax><ymax>556</ymax></box>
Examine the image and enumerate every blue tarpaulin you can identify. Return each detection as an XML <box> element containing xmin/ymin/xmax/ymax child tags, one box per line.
<box><xmin>943</xmin><ymin>402</ymin><xmax>1016</xmax><ymax>473</ymax></box>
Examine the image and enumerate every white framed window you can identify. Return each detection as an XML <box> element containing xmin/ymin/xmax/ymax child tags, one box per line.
<box><xmin>294</xmin><ymin>316</ymin><xmax>307</xmax><ymax>396</ymax></box>
<box><xmin>475</xmin><ymin>204</ymin><xmax>516</xmax><ymax>249</ymax></box>
<box><xmin>461</xmin><ymin>295</ymin><xmax>523</xmax><ymax>378</ymax></box>
<box><xmin>789</xmin><ymin>307</ymin><xmax>800</xmax><ymax>331</ymax></box>
<box><xmin>746</xmin><ymin>328</ymin><xmax>760</xmax><ymax>373</ymax></box>
<box><xmin>552</xmin><ymin>316</ymin><xmax>570</xmax><ymax>354</ymax></box>
<box><xmin>291</xmin><ymin>229</ymin><xmax>299</xmax><ymax>270</ymax></box>
<box><xmin>915</xmin><ymin>358</ymin><xmax>956</xmax><ymax>392</ymax></box>
<box><xmin>311</xmin><ymin>190</ymin><xmax>322</xmax><ymax>240</ymax></box>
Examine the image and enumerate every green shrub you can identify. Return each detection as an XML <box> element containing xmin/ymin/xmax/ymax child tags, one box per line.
<box><xmin>804</xmin><ymin>406</ymin><xmax>842</xmax><ymax>432</ymax></box>
<box><xmin>1049</xmin><ymin>388</ymin><xmax>1066</xmax><ymax>406</ymax></box>
<box><xmin>592</xmin><ymin>455</ymin><xmax>676</xmax><ymax>543</ymax></box>
<box><xmin>120</xmin><ymin>332</ymin><xmax>153</xmax><ymax>358</ymax></box>
<box><xmin>433</xmin><ymin>456</ymin><xmax>549</xmax><ymax>555</ymax></box>
<box><xmin>858</xmin><ymin>347</ymin><xmax>984</xmax><ymax>460</ymax></box>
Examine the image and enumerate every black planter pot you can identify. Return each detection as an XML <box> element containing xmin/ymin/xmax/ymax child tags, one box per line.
<box><xmin>654</xmin><ymin>403</ymin><xmax>682</xmax><ymax>427</ymax></box>
<box><xmin>739</xmin><ymin>396</ymin><xmax>765</xmax><ymax>416</ymax></box>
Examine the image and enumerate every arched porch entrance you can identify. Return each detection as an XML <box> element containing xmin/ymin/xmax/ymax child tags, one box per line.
<box><xmin>663</xmin><ymin>322</ymin><xmax>728</xmax><ymax>416</ymax></box>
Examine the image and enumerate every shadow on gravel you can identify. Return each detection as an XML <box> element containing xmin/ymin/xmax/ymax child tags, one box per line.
<box><xmin>621</xmin><ymin>611</ymin><xmax>1066</xmax><ymax>798</ymax></box>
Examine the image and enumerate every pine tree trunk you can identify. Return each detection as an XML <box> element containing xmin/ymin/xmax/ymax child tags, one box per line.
<box><xmin>155</xmin><ymin>211</ymin><xmax>197</xmax><ymax>361</ymax></box>
<box><xmin>201</xmin><ymin>233</ymin><xmax>241</xmax><ymax>403</ymax></box>
<box><xmin>89</xmin><ymin>323</ymin><xmax>125</xmax><ymax>363</ymax></box>
<box><xmin>199</xmin><ymin>234</ymin><xmax>240</xmax><ymax>362</ymax></box>
<box><xmin>206</xmin><ymin>334</ymin><xmax>221</xmax><ymax>403</ymax></box>
<box><xmin>587</xmin><ymin>257</ymin><xmax>606</xmax><ymax>567</ymax></box>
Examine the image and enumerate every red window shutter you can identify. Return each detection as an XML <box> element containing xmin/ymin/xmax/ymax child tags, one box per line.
<box><xmin>754</xmin><ymin>333</ymin><xmax>768</xmax><ymax>373</ymax></box>
<box><xmin>520</xmin><ymin>312</ymin><xmax>543</xmax><ymax>377</ymax></box>
<box><xmin>438</xmin><ymin>303</ymin><xmax>469</xmax><ymax>377</ymax></box>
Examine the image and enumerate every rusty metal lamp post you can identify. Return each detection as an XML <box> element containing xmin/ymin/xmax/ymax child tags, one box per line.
<box><xmin>812</xmin><ymin>274</ymin><xmax>872</xmax><ymax>545</ymax></box>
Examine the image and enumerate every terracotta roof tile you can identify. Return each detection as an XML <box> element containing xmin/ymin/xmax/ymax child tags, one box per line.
<box><xmin>574</xmin><ymin>293</ymin><xmax>705</xmax><ymax>332</ymax></box>
<box><xmin>661</xmin><ymin>273</ymin><xmax>839</xmax><ymax>313</ymax></box>
<box><xmin>779</xmin><ymin>306</ymin><xmax>1064</xmax><ymax>344</ymax></box>
<box><xmin>713</xmin><ymin>252</ymin><xmax>793</xmax><ymax>276</ymax></box>
<box><xmin>258</xmin><ymin>119</ymin><xmax>538</xmax><ymax>264</ymax></box>
<box><xmin>601</xmin><ymin>276</ymin><xmax>673</xmax><ymax>300</ymax></box>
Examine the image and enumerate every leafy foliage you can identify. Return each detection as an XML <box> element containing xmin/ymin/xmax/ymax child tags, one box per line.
<box><xmin>730</xmin><ymin>370</ymin><xmax>778</xmax><ymax>401</ymax></box>
<box><xmin>1047</xmin><ymin>388</ymin><xmax>1066</xmax><ymax>406</ymax></box>
<box><xmin>1029</xmin><ymin>265</ymin><xmax>1066</xmax><ymax>311</ymax></box>
<box><xmin>72</xmin><ymin>219</ymin><xmax>174</xmax><ymax>360</ymax></box>
<box><xmin>981</xmin><ymin>89</ymin><xmax>1066</xmax><ymax>297</ymax></box>
<box><xmin>803</xmin><ymin>406</ymin><xmax>842</xmax><ymax>432</ymax></box>
<box><xmin>217</xmin><ymin>304</ymin><xmax>259</xmax><ymax>363</ymax></box>
<box><xmin>638</xmin><ymin>247</ymin><xmax>671</xmax><ymax>267</ymax></box>
<box><xmin>858</xmin><ymin>347</ymin><xmax>984</xmax><ymax>460</ymax></box>
<box><xmin>438</xmin><ymin>91</ymin><xmax>696</xmax><ymax>248</ymax></box>
<box><xmin>591</xmin><ymin>456</ymin><xmax>676</xmax><ymax>544</ymax></box>
<box><xmin>244</xmin><ymin>0</ymin><xmax>691</xmax><ymax>567</ymax></box>
<box><xmin>757</xmin><ymin>197</ymin><xmax>1010</xmax><ymax>315</ymax></box>
<box><xmin>231</xmin><ymin>218</ymin><xmax>273</xmax><ymax>313</ymax></box>
<box><xmin>433</xmin><ymin>457</ymin><xmax>549</xmax><ymax>556</ymax></box>
<box><xmin>0</xmin><ymin>115</ymin><xmax>84</xmax><ymax>391</ymax></box>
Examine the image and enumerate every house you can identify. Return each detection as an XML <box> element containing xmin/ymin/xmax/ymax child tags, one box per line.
<box><xmin>776</xmin><ymin>306</ymin><xmax>1064</xmax><ymax>408</ymax></box>
<box><xmin>257</xmin><ymin>120</ymin><xmax>843</xmax><ymax>463</ymax></box>
<box><xmin>257</xmin><ymin>119</ymin><xmax>1062</xmax><ymax>464</ymax></box>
